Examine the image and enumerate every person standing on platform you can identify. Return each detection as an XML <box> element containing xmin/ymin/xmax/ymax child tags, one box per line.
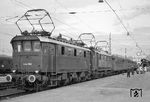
<box><xmin>127</xmin><ymin>69</ymin><xmax>130</xmax><ymax>78</ymax></box>
<box><xmin>131</xmin><ymin>67</ymin><xmax>135</xmax><ymax>75</ymax></box>
<box><xmin>143</xmin><ymin>66</ymin><xmax>147</xmax><ymax>73</ymax></box>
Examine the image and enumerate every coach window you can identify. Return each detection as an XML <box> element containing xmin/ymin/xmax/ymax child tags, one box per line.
<box><xmin>33</xmin><ymin>41</ymin><xmax>41</xmax><ymax>52</ymax></box>
<box><xmin>61</xmin><ymin>46</ymin><xmax>65</xmax><ymax>55</ymax></box>
<box><xmin>23</xmin><ymin>41</ymin><xmax>31</xmax><ymax>52</ymax></box>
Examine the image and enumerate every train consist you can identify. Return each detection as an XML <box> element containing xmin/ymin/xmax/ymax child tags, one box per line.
<box><xmin>7</xmin><ymin>9</ymin><xmax>137</xmax><ymax>91</ymax></box>
<box><xmin>0</xmin><ymin>55</ymin><xmax>12</xmax><ymax>74</ymax></box>
<box><xmin>141</xmin><ymin>58</ymin><xmax>150</xmax><ymax>68</ymax></box>
<box><xmin>0</xmin><ymin>55</ymin><xmax>13</xmax><ymax>89</ymax></box>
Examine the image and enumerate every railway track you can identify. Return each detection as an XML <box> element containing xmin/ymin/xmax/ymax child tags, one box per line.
<box><xmin>0</xmin><ymin>88</ymin><xmax>29</xmax><ymax>100</ymax></box>
<box><xmin>0</xmin><ymin>82</ymin><xmax>17</xmax><ymax>90</ymax></box>
<box><xmin>0</xmin><ymin>74</ymin><xmax>17</xmax><ymax>90</ymax></box>
<box><xmin>0</xmin><ymin>73</ymin><xmax>124</xmax><ymax>101</ymax></box>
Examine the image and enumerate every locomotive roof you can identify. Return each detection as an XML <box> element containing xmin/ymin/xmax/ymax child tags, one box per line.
<box><xmin>11</xmin><ymin>35</ymin><xmax>39</xmax><ymax>42</ymax></box>
<box><xmin>94</xmin><ymin>50</ymin><xmax>111</xmax><ymax>56</ymax></box>
<box><xmin>38</xmin><ymin>36</ymin><xmax>90</xmax><ymax>51</ymax></box>
<box><xmin>11</xmin><ymin>35</ymin><xmax>90</xmax><ymax>51</ymax></box>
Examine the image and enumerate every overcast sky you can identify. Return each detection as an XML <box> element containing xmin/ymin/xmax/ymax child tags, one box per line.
<box><xmin>0</xmin><ymin>0</ymin><xmax>150</xmax><ymax>60</ymax></box>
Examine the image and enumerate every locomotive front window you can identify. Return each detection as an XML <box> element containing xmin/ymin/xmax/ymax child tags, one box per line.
<box><xmin>23</xmin><ymin>41</ymin><xmax>31</xmax><ymax>52</ymax></box>
<box><xmin>33</xmin><ymin>41</ymin><xmax>41</xmax><ymax>52</ymax></box>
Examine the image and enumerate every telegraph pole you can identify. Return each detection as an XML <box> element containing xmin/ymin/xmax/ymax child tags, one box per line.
<box><xmin>125</xmin><ymin>48</ymin><xmax>127</xmax><ymax>58</ymax></box>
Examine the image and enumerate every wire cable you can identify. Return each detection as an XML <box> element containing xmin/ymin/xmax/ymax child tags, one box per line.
<box><xmin>103</xmin><ymin>0</ymin><xmax>129</xmax><ymax>34</ymax></box>
<box><xmin>51</xmin><ymin>15</ymin><xmax>82</xmax><ymax>33</ymax></box>
<box><xmin>101</xmin><ymin>0</ymin><xmax>147</xmax><ymax>57</ymax></box>
<box><xmin>12</xmin><ymin>0</ymin><xmax>33</xmax><ymax>10</ymax></box>
<box><xmin>55</xmin><ymin>0</ymin><xmax>96</xmax><ymax>32</ymax></box>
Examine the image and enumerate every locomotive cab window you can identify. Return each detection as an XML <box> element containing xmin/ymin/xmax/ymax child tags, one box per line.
<box><xmin>23</xmin><ymin>41</ymin><xmax>31</xmax><ymax>52</ymax></box>
<box><xmin>12</xmin><ymin>41</ymin><xmax>22</xmax><ymax>52</ymax></box>
<box><xmin>33</xmin><ymin>41</ymin><xmax>41</xmax><ymax>52</ymax></box>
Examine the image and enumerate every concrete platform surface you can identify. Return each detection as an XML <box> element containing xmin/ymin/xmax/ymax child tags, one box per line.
<box><xmin>1</xmin><ymin>72</ymin><xmax>150</xmax><ymax>102</ymax></box>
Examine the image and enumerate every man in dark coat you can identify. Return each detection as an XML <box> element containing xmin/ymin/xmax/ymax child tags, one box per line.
<box><xmin>127</xmin><ymin>69</ymin><xmax>130</xmax><ymax>78</ymax></box>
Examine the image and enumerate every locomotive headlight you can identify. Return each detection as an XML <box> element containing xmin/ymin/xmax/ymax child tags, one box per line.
<box><xmin>12</xmin><ymin>70</ymin><xmax>16</xmax><ymax>73</ymax></box>
<box><xmin>35</xmin><ymin>70</ymin><xmax>39</xmax><ymax>74</ymax></box>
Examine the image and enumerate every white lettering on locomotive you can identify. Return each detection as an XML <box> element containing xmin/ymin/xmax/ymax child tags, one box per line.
<box><xmin>0</xmin><ymin>76</ymin><xmax>8</xmax><ymax>83</ymax></box>
<box><xmin>23</xmin><ymin>63</ymin><xmax>32</xmax><ymax>66</ymax></box>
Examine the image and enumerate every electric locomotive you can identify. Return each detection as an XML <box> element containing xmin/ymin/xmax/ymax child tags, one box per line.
<box><xmin>11</xmin><ymin>35</ymin><xmax>92</xmax><ymax>90</ymax></box>
<box><xmin>10</xmin><ymin>9</ymin><xmax>93</xmax><ymax>91</ymax></box>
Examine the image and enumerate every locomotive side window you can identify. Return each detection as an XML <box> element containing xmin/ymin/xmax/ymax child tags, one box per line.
<box><xmin>61</xmin><ymin>46</ymin><xmax>65</xmax><ymax>55</ymax></box>
<box><xmin>101</xmin><ymin>55</ymin><xmax>103</xmax><ymax>60</ymax></box>
<box><xmin>104</xmin><ymin>56</ymin><xmax>106</xmax><ymax>61</ymax></box>
<box><xmin>106</xmin><ymin>56</ymin><xmax>108</xmax><ymax>61</ymax></box>
<box><xmin>84</xmin><ymin>51</ymin><xmax>86</xmax><ymax>57</ymax></box>
<box><xmin>49</xmin><ymin>45</ymin><xmax>55</xmax><ymax>55</ymax></box>
<box><xmin>43</xmin><ymin>46</ymin><xmax>48</xmax><ymax>54</ymax></box>
<box><xmin>99</xmin><ymin>54</ymin><xmax>101</xmax><ymax>60</ymax></box>
<box><xmin>33</xmin><ymin>41</ymin><xmax>41</xmax><ymax>52</ymax></box>
<box><xmin>74</xmin><ymin>49</ymin><xmax>77</xmax><ymax>56</ymax></box>
<box><xmin>23</xmin><ymin>41</ymin><xmax>31</xmax><ymax>52</ymax></box>
<box><xmin>108</xmin><ymin>56</ymin><xmax>110</xmax><ymax>61</ymax></box>
<box><xmin>67</xmin><ymin>48</ymin><xmax>72</xmax><ymax>56</ymax></box>
<box><xmin>77</xmin><ymin>50</ymin><xmax>82</xmax><ymax>57</ymax></box>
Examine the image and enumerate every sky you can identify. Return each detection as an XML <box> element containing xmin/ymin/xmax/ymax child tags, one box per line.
<box><xmin>0</xmin><ymin>0</ymin><xmax>150</xmax><ymax>61</ymax></box>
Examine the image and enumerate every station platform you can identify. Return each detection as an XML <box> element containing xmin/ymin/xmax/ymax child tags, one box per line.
<box><xmin>1</xmin><ymin>72</ymin><xmax>150</xmax><ymax>102</ymax></box>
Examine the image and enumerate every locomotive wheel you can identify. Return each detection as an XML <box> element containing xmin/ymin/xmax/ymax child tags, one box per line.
<box><xmin>81</xmin><ymin>76</ymin><xmax>86</xmax><ymax>82</ymax></box>
<box><xmin>35</xmin><ymin>85</ymin><xmax>40</xmax><ymax>92</ymax></box>
<box><xmin>62</xmin><ymin>78</ymin><xmax>70</xmax><ymax>86</ymax></box>
<box><xmin>77</xmin><ymin>76</ymin><xmax>81</xmax><ymax>82</ymax></box>
<box><xmin>34</xmin><ymin>81</ymin><xmax>42</xmax><ymax>92</ymax></box>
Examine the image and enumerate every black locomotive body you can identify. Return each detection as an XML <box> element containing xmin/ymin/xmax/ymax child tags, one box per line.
<box><xmin>11</xmin><ymin>35</ymin><xmax>92</xmax><ymax>90</ymax></box>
